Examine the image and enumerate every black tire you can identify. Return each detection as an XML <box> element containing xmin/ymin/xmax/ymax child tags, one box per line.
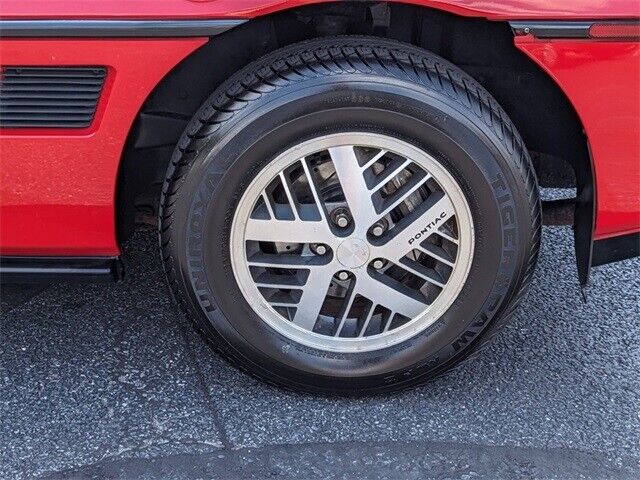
<box><xmin>160</xmin><ymin>36</ymin><xmax>541</xmax><ymax>394</ymax></box>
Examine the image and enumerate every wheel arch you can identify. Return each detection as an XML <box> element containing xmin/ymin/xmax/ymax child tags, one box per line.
<box><xmin>116</xmin><ymin>1</ymin><xmax>592</xmax><ymax>249</ymax></box>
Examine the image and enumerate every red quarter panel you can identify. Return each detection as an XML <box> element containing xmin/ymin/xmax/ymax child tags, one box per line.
<box><xmin>515</xmin><ymin>37</ymin><xmax>640</xmax><ymax>239</ymax></box>
<box><xmin>0</xmin><ymin>0</ymin><xmax>637</xmax><ymax>20</ymax></box>
<box><xmin>0</xmin><ymin>39</ymin><xmax>207</xmax><ymax>255</ymax></box>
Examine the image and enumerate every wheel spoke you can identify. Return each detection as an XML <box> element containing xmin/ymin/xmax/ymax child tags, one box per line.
<box><xmin>261</xmin><ymin>192</ymin><xmax>276</xmax><ymax>219</ymax></box>
<box><xmin>357</xmin><ymin>303</ymin><xmax>377</xmax><ymax>337</ymax></box>
<box><xmin>328</xmin><ymin>146</ymin><xmax>379</xmax><ymax>235</ymax></box>
<box><xmin>354</xmin><ymin>270</ymin><xmax>427</xmax><ymax>319</ymax></box>
<box><xmin>416</xmin><ymin>243</ymin><xmax>455</xmax><ymax>267</ymax></box>
<box><xmin>245</xmin><ymin>217</ymin><xmax>335</xmax><ymax>245</ymax></box>
<box><xmin>291</xmin><ymin>266</ymin><xmax>335</xmax><ymax>330</ymax></box>
<box><xmin>247</xmin><ymin>252</ymin><xmax>329</xmax><ymax>268</ymax></box>
<box><xmin>300</xmin><ymin>158</ymin><xmax>328</xmax><ymax>223</ymax></box>
<box><xmin>378</xmin><ymin>192</ymin><xmax>456</xmax><ymax>262</ymax></box>
<box><xmin>373</xmin><ymin>172</ymin><xmax>430</xmax><ymax>220</ymax></box>
<box><xmin>370</xmin><ymin>158</ymin><xmax>412</xmax><ymax>194</ymax></box>
<box><xmin>382</xmin><ymin>312</ymin><xmax>395</xmax><ymax>332</ymax></box>
<box><xmin>279</xmin><ymin>172</ymin><xmax>299</xmax><ymax>220</ymax></box>
<box><xmin>397</xmin><ymin>258</ymin><xmax>446</xmax><ymax>288</ymax></box>
<box><xmin>334</xmin><ymin>284</ymin><xmax>358</xmax><ymax>336</ymax></box>
<box><xmin>435</xmin><ymin>229</ymin><xmax>459</xmax><ymax>245</ymax></box>
<box><xmin>361</xmin><ymin>149</ymin><xmax>387</xmax><ymax>171</ymax></box>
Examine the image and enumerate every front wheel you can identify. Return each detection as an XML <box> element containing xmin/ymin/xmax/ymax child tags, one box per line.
<box><xmin>160</xmin><ymin>37</ymin><xmax>541</xmax><ymax>394</ymax></box>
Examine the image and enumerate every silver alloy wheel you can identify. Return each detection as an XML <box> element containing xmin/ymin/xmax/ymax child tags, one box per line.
<box><xmin>231</xmin><ymin>133</ymin><xmax>474</xmax><ymax>353</ymax></box>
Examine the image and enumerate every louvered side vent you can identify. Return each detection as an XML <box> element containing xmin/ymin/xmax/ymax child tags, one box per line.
<box><xmin>0</xmin><ymin>67</ymin><xmax>107</xmax><ymax>128</ymax></box>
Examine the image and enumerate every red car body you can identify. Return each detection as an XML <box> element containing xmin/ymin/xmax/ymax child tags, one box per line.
<box><xmin>0</xmin><ymin>0</ymin><xmax>638</xmax><ymax>274</ymax></box>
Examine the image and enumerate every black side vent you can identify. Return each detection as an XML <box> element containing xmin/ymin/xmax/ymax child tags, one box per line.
<box><xmin>0</xmin><ymin>67</ymin><xmax>107</xmax><ymax>128</ymax></box>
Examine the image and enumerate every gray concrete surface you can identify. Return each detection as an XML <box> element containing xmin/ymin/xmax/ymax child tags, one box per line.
<box><xmin>1</xmin><ymin>225</ymin><xmax>639</xmax><ymax>479</ymax></box>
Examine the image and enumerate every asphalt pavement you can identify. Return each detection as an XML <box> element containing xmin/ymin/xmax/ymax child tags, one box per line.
<box><xmin>1</xmin><ymin>221</ymin><xmax>639</xmax><ymax>479</ymax></box>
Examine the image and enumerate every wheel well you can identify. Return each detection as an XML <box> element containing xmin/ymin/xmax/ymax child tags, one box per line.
<box><xmin>116</xmin><ymin>1</ymin><xmax>590</xmax><ymax>242</ymax></box>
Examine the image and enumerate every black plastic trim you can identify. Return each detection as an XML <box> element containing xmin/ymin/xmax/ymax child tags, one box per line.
<box><xmin>592</xmin><ymin>232</ymin><xmax>640</xmax><ymax>267</ymax></box>
<box><xmin>0</xmin><ymin>66</ymin><xmax>107</xmax><ymax>128</ymax></box>
<box><xmin>510</xmin><ymin>21</ymin><xmax>592</xmax><ymax>38</ymax></box>
<box><xmin>0</xmin><ymin>19</ymin><xmax>245</xmax><ymax>38</ymax></box>
<box><xmin>574</xmin><ymin>142</ymin><xmax>597</xmax><ymax>286</ymax></box>
<box><xmin>511</xmin><ymin>20</ymin><xmax>640</xmax><ymax>39</ymax></box>
<box><xmin>0</xmin><ymin>256</ymin><xmax>124</xmax><ymax>283</ymax></box>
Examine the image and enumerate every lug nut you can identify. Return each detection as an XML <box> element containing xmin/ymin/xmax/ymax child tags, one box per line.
<box><xmin>372</xmin><ymin>259</ymin><xmax>386</xmax><ymax>270</ymax></box>
<box><xmin>371</xmin><ymin>219</ymin><xmax>388</xmax><ymax>237</ymax></box>
<box><xmin>331</xmin><ymin>208</ymin><xmax>351</xmax><ymax>229</ymax></box>
<box><xmin>336</xmin><ymin>271</ymin><xmax>350</xmax><ymax>281</ymax></box>
<box><xmin>311</xmin><ymin>243</ymin><xmax>327</xmax><ymax>255</ymax></box>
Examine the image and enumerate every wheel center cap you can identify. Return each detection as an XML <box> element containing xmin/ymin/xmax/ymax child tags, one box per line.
<box><xmin>336</xmin><ymin>238</ymin><xmax>370</xmax><ymax>269</ymax></box>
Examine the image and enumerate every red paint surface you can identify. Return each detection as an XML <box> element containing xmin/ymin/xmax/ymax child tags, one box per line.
<box><xmin>0</xmin><ymin>0</ymin><xmax>639</xmax><ymax>256</ymax></box>
<box><xmin>516</xmin><ymin>37</ymin><xmax>640</xmax><ymax>239</ymax></box>
<box><xmin>0</xmin><ymin>0</ymin><xmax>638</xmax><ymax>20</ymax></box>
<box><xmin>589</xmin><ymin>23</ymin><xmax>640</xmax><ymax>40</ymax></box>
<box><xmin>0</xmin><ymin>39</ymin><xmax>207</xmax><ymax>255</ymax></box>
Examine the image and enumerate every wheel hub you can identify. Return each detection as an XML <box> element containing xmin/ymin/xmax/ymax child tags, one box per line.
<box><xmin>336</xmin><ymin>238</ymin><xmax>369</xmax><ymax>269</ymax></box>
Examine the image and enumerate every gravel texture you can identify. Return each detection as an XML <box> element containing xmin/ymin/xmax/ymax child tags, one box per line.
<box><xmin>1</xmin><ymin>224</ymin><xmax>638</xmax><ymax>479</ymax></box>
